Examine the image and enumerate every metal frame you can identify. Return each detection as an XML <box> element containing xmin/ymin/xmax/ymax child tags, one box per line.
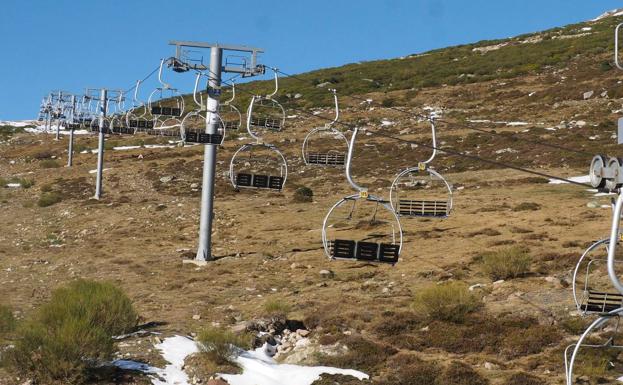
<box><xmin>180</xmin><ymin>72</ymin><xmax>226</xmax><ymax>144</ymax></box>
<box><xmin>321</xmin><ymin>127</ymin><xmax>403</xmax><ymax>262</ymax></box>
<box><xmin>219</xmin><ymin>81</ymin><xmax>242</xmax><ymax>130</ymax></box>
<box><xmin>565</xmin><ymin>310</ymin><xmax>623</xmax><ymax>385</ymax></box>
<box><xmin>389</xmin><ymin>117</ymin><xmax>453</xmax><ymax>218</ymax></box>
<box><xmin>147</xmin><ymin>58</ymin><xmax>185</xmax><ymax>129</ymax></box>
<box><xmin>246</xmin><ymin>68</ymin><xmax>286</xmax><ymax>134</ymax></box>
<box><xmin>302</xmin><ymin>89</ymin><xmax>349</xmax><ymax>167</ymax></box>
<box><xmin>228</xmin><ymin>142</ymin><xmax>288</xmax><ymax>190</ymax></box>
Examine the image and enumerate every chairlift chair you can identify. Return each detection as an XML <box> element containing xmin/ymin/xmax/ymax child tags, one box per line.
<box><xmin>180</xmin><ymin>71</ymin><xmax>226</xmax><ymax>145</ymax></box>
<box><xmin>229</xmin><ymin>142</ymin><xmax>287</xmax><ymax>190</ymax></box>
<box><xmin>302</xmin><ymin>89</ymin><xmax>349</xmax><ymax>167</ymax></box>
<box><xmin>147</xmin><ymin>58</ymin><xmax>185</xmax><ymax>132</ymax></box>
<box><xmin>246</xmin><ymin>68</ymin><xmax>286</xmax><ymax>134</ymax></box>
<box><xmin>125</xmin><ymin>80</ymin><xmax>155</xmax><ymax>133</ymax></box>
<box><xmin>322</xmin><ymin>127</ymin><xmax>403</xmax><ymax>264</ymax></box>
<box><xmin>564</xmin><ymin>309</ymin><xmax>623</xmax><ymax>385</ymax></box>
<box><xmin>218</xmin><ymin>81</ymin><xmax>242</xmax><ymax>131</ymax></box>
<box><xmin>566</xmin><ymin>190</ymin><xmax>623</xmax><ymax>384</ymax></box>
<box><xmin>572</xmin><ymin>239</ymin><xmax>623</xmax><ymax>315</ymax></box>
<box><xmin>389</xmin><ymin>116</ymin><xmax>453</xmax><ymax>218</ymax></box>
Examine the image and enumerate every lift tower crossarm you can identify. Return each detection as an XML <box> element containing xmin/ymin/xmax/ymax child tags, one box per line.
<box><xmin>168</xmin><ymin>41</ymin><xmax>265</xmax><ymax>77</ymax></box>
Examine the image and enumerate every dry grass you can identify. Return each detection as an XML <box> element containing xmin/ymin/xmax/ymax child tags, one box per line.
<box><xmin>479</xmin><ymin>247</ymin><xmax>532</xmax><ymax>280</ymax></box>
<box><xmin>413</xmin><ymin>282</ymin><xmax>482</xmax><ymax>323</ymax></box>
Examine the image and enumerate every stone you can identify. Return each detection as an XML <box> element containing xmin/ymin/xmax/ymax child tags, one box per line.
<box><xmin>319</xmin><ymin>269</ymin><xmax>334</xmax><ymax>279</ymax></box>
<box><xmin>484</xmin><ymin>362</ymin><xmax>499</xmax><ymax>370</ymax></box>
<box><xmin>192</xmin><ymin>314</ymin><xmax>201</xmax><ymax>320</ymax></box>
<box><xmin>159</xmin><ymin>176</ymin><xmax>175</xmax><ymax>183</ymax></box>
<box><xmin>576</xmin><ymin>120</ymin><xmax>587</xmax><ymax>128</ymax></box>
<box><xmin>183</xmin><ymin>259</ymin><xmax>208</xmax><ymax>267</ymax></box>
<box><xmin>469</xmin><ymin>283</ymin><xmax>486</xmax><ymax>291</ymax></box>
<box><xmin>297</xmin><ymin>329</ymin><xmax>310</xmax><ymax>337</ymax></box>
<box><xmin>587</xmin><ymin>201</ymin><xmax>600</xmax><ymax>209</ymax></box>
<box><xmin>207</xmin><ymin>379</ymin><xmax>229</xmax><ymax>385</ymax></box>
<box><xmin>583</xmin><ymin>90</ymin><xmax>594</xmax><ymax>100</ymax></box>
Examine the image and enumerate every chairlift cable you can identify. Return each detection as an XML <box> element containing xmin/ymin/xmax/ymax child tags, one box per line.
<box><xmin>270</xmin><ymin>68</ymin><xmax>596</xmax><ymax>158</ymax></box>
<box><xmin>211</xmin><ymin>72</ymin><xmax>594</xmax><ymax>188</ymax></box>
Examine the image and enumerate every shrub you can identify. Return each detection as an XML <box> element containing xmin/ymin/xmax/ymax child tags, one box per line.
<box><xmin>413</xmin><ymin>282</ymin><xmax>482</xmax><ymax>323</ymax></box>
<box><xmin>293</xmin><ymin>186</ymin><xmax>314</xmax><ymax>203</ymax></box>
<box><xmin>5</xmin><ymin>280</ymin><xmax>136</xmax><ymax>384</ymax></box>
<box><xmin>38</xmin><ymin>191</ymin><xmax>62</xmax><ymax>207</ymax></box>
<box><xmin>19</xmin><ymin>178</ymin><xmax>34</xmax><ymax>189</ymax></box>
<box><xmin>263</xmin><ymin>299</ymin><xmax>291</xmax><ymax>317</ymax></box>
<box><xmin>383</xmin><ymin>354</ymin><xmax>440</xmax><ymax>385</ymax></box>
<box><xmin>505</xmin><ymin>372</ymin><xmax>544</xmax><ymax>385</ymax></box>
<box><xmin>197</xmin><ymin>326</ymin><xmax>253</xmax><ymax>364</ymax></box>
<box><xmin>40</xmin><ymin>159</ymin><xmax>61</xmax><ymax>169</ymax></box>
<box><xmin>500</xmin><ymin>324</ymin><xmax>561</xmax><ymax>359</ymax></box>
<box><xmin>512</xmin><ymin>202</ymin><xmax>541</xmax><ymax>211</ymax></box>
<box><xmin>0</xmin><ymin>305</ymin><xmax>16</xmax><ymax>336</ymax></box>
<box><xmin>438</xmin><ymin>361</ymin><xmax>489</xmax><ymax>385</ymax></box>
<box><xmin>480</xmin><ymin>247</ymin><xmax>531</xmax><ymax>280</ymax></box>
<box><xmin>320</xmin><ymin>335</ymin><xmax>397</xmax><ymax>372</ymax></box>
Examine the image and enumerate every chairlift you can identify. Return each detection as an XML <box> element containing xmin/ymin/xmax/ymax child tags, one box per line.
<box><xmin>571</xmin><ymin>239</ymin><xmax>623</xmax><ymax>315</ymax></box>
<box><xmin>229</xmin><ymin>143</ymin><xmax>287</xmax><ymax>190</ymax></box>
<box><xmin>566</xmin><ymin>191</ymin><xmax>623</xmax><ymax>384</ymax></box>
<box><xmin>229</xmin><ymin>94</ymin><xmax>287</xmax><ymax>190</ymax></box>
<box><xmin>564</xmin><ymin>313</ymin><xmax>623</xmax><ymax>385</ymax></box>
<box><xmin>302</xmin><ymin>89</ymin><xmax>349</xmax><ymax>167</ymax></box>
<box><xmin>322</xmin><ymin>127</ymin><xmax>403</xmax><ymax>264</ymax></box>
<box><xmin>389</xmin><ymin>116</ymin><xmax>453</xmax><ymax>218</ymax></box>
<box><xmin>125</xmin><ymin>80</ymin><xmax>155</xmax><ymax>132</ymax></box>
<box><xmin>246</xmin><ymin>67</ymin><xmax>286</xmax><ymax>134</ymax></box>
<box><xmin>147</xmin><ymin>58</ymin><xmax>185</xmax><ymax>131</ymax></box>
<box><xmin>180</xmin><ymin>72</ymin><xmax>226</xmax><ymax>145</ymax></box>
<box><xmin>219</xmin><ymin>81</ymin><xmax>242</xmax><ymax>130</ymax></box>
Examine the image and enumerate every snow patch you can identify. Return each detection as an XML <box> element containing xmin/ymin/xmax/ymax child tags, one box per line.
<box><xmin>114</xmin><ymin>335</ymin><xmax>198</xmax><ymax>385</ymax></box>
<box><xmin>593</xmin><ymin>9</ymin><xmax>623</xmax><ymax>22</ymax></box>
<box><xmin>221</xmin><ymin>343</ymin><xmax>368</xmax><ymax>385</ymax></box>
<box><xmin>548</xmin><ymin>175</ymin><xmax>590</xmax><ymax>185</ymax></box>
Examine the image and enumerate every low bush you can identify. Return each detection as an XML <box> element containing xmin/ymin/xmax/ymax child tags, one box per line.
<box><xmin>197</xmin><ymin>326</ymin><xmax>253</xmax><ymax>364</ymax></box>
<box><xmin>500</xmin><ymin>324</ymin><xmax>561</xmax><ymax>358</ymax></box>
<box><xmin>505</xmin><ymin>372</ymin><xmax>544</xmax><ymax>385</ymax></box>
<box><xmin>320</xmin><ymin>335</ymin><xmax>397</xmax><ymax>372</ymax></box>
<box><xmin>293</xmin><ymin>186</ymin><xmax>314</xmax><ymax>203</ymax></box>
<box><xmin>480</xmin><ymin>247</ymin><xmax>531</xmax><ymax>280</ymax></box>
<box><xmin>512</xmin><ymin>202</ymin><xmax>541</xmax><ymax>211</ymax></box>
<box><xmin>438</xmin><ymin>361</ymin><xmax>489</xmax><ymax>385</ymax></box>
<box><xmin>38</xmin><ymin>191</ymin><xmax>62</xmax><ymax>207</ymax></box>
<box><xmin>0</xmin><ymin>305</ymin><xmax>16</xmax><ymax>337</ymax></box>
<box><xmin>382</xmin><ymin>354</ymin><xmax>440</xmax><ymax>385</ymax></box>
<box><xmin>413</xmin><ymin>282</ymin><xmax>482</xmax><ymax>323</ymax></box>
<box><xmin>40</xmin><ymin>159</ymin><xmax>61</xmax><ymax>169</ymax></box>
<box><xmin>5</xmin><ymin>279</ymin><xmax>137</xmax><ymax>384</ymax></box>
<box><xmin>263</xmin><ymin>299</ymin><xmax>291</xmax><ymax>317</ymax></box>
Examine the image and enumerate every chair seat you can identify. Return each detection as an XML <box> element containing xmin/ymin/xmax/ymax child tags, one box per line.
<box><xmin>235</xmin><ymin>174</ymin><xmax>283</xmax><ymax>190</ymax></box>
<box><xmin>308</xmin><ymin>153</ymin><xmax>346</xmax><ymax>166</ymax></box>
<box><xmin>580</xmin><ymin>291</ymin><xmax>623</xmax><ymax>313</ymax></box>
<box><xmin>331</xmin><ymin>239</ymin><xmax>398</xmax><ymax>264</ymax></box>
<box><xmin>398</xmin><ymin>199</ymin><xmax>448</xmax><ymax>217</ymax></box>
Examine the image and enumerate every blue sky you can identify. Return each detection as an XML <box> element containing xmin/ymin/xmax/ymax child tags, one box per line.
<box><xmin>0</xmin><ymin>0</ymin><xmax>621</xmax><ymax>120</ymax></box>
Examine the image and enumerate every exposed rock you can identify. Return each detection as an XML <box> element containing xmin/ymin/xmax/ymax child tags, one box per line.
<box><xmin>319</xmin><ymin>269</ymin><xmax>334</xmax><ymax>279</ymax></box>
<box><xmin>583</xmin><ymin>90</ymin><xmax>594</xmax><ymax>100</ymax></box>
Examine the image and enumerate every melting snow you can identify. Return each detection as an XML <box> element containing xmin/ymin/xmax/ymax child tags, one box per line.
<box><xmin>114</xmin><ymin>335</ymin><xmax>198</xmax><ymax>385</ymax></box>
<box><xmin>220</xmin><ymin>344</ymin><xmax>369</xmax><ymax>385</ymax></box>
<box><xmin>115</xmin><ymin>336</ymin><xmax>368</xmax><ymax>385</ymax></box>
<box><xmin>381</xmin><ymin>120</ymin><xmax>395</xmax><ymax>127</ymax></box>
<box><xmin>548</xmin><ymin>175</ymin><xmax>590</xmax><ymax>185</ymax></box>
<box><xmin>6</xmin><ymin>183</ymin><xmax>21</xmax><ymax>188</ymax></box>
<box><xmin>592</xmin><ymin>9</ymin><xmax>623</xmax><ymax>21</ymax></box>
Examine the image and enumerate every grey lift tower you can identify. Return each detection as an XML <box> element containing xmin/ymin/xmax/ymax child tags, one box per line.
<box><xmin>167</xmin><ymin>41</ymin><xmax>265</xmax><ymax>261</ymax></box>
